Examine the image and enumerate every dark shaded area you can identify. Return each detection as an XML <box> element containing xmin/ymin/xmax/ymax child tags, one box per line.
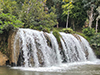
<box><xmin>6</xmin><ymin>60</ymin><xmax>10</xmax><ymax>66</ymax></box>
<box><xmin>11</xmin><ymin>62</ymin><xmax>17</xmax><ymax>67</ymax></box>
<box><xmin>17</xmin><ymin>50</ymin><xmax>24</xmax><ymax>66</ymax></box>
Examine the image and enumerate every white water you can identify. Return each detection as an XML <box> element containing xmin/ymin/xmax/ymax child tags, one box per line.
<box><xmin>60</xmin><ymin>32</ymin><xmax>86</xmax><ymax>62</ymax></box>
<box><xmin>12</xmin><ymin>61</ymin><xmax>99</xmax><ymax>72</ymax></box>
<box><xmin>13</xmin><ymin>28</ymin><xmax>99</xmax><ymax>72</ymax></box>
<box><xmin>15</xmin><ymin>29</ymin><xmax>63</xmax><ymax>67</ymax></box>
<box><xmin>77</xmin><ymin>35</ymin><xmax>96</xmax><ymax>61</ymax></box>
<box><xmin>46</xmin><ymin>32</ymin><xmax>62</xmax><ymax>65</ymax></box>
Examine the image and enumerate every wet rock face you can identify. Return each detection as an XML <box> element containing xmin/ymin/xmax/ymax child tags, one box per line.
<box><xmin>8</xmin><ymin>30</ymin><xmax>19</xmax><ymax>66</ymax></box>
<box><xmin>0</xmin><ymin>52</ymin><xmax>8</xmax><ymax>66</ymax></box>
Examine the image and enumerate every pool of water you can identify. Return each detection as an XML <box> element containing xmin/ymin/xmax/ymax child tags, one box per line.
<box><xmin>0</xmin><ymin>62</ymin><xmax>100</xmax><ymax>75</ymax></box>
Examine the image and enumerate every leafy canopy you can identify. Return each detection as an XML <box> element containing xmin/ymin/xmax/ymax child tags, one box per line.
<box><xmin>0</xmin><ymin>0</ymin><xmax>18</xmax><ymax>16</ymax></box>
<box><xmin>62</xmin><ymin>0</ymin><xmax>87</xmax><ymax>27</ymax></box>
<box><xmin>19</xmin><ymin>0</ymin><xmax>58</xmax><ymax>31</ymax></box>
<box><xmin>0</xmin><ymin>13</ymin><xmax>24</xmax><ymax>34</ymax></box>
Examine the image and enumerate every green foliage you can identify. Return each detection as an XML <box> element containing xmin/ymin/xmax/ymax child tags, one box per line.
<box><xmin>90</xmin><ymin>33</ymin><xmax>100</xmax><ymax>56</ymax></box>
<box><xmin>19</xmin><ymin>0</ymin><xmax>58</xmax><ymax>31</ymax></box>
<box><xmin>82</xmin><ymin>27</ymin><xmax>95</xmax><ymax>37</ymax></box>
<box><xmin>0</xmin><ymin>0</ymin><xmax>18</xmax><ymax>16</ymax></box>
<box><xmin>53</xmin><ymin>29</ymin><xmax>61</xmax><ymax>43</ymax></box>
<box><xmin>62</xmin><ymin>3</ymin><xmax>74</xmax><ymax>15</ymax></box>
<box><xmin>14</xmin><ymin>0</ymin><xmax>25</xmax><ymax>9</ymax></box>
<box><xmin>0</xmin><ymin>13</ymin><xmax>24</xmax><ymax>34</ymax></box>
<box><xmin>96</xmin><ymin>6</ymin><xmax>100</xmax><ymax>14</ymax></box>
<box><xmin>42</xmin><ymin>27</ymin><xmax>51</xmax><ymax>33</ymax></box>
<box><xmin>61</xmin><ymin>28</ymin><xmax>74</xmax><ymax>33</ymax></box>
<box><xmin>46</xmin><ymin>0</ymin><xmax>62</xmax><ymax>18</ymax></box>
<box><xmin>62</xmin><ymin>0</ymin><xmax>87</xmax><ymax>27</ymax></box>
<box><xmin>90</xmin><ymin>33</ymin><xmax>100</xmax><ymax>47</ymax></box>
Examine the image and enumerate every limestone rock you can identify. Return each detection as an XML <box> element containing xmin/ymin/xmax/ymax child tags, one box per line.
<box><xmin>8</xmin><ymin>29</ymin><xmax>19</xmax><ymax>65</ymax></box>
<box><xmin>0</xmin><ymin>52</ymin><xmax>8</xmax><ymax>66</ymax></box>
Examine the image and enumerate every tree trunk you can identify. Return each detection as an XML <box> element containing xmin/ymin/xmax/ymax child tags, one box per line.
<box><xmin>88</xmin><ymin>6</ymin><xmax>94</xmax><ymax>28</ymax></box>
<box><xmin>57</xmin><ymin>23</ymin><xmax>59</xmax><ymax>28</ymax></box>
<box><xmin>72</xmin><ymin>20</ymin><xmax>75</xmax><ymax>31</ymax></box>
<box><xmin>66</xmin><ymin>7</ymin><xmax>69</xmax><ymax>28</ymax></box>
<box><xmin>96</xmin><ymin>18</ymin><xmax>98</xmax><ymax>33</ymax></box>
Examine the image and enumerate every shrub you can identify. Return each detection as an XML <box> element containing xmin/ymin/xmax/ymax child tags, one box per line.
<box><xmin>90</xmin><ymin>33</ymin><xmax>100</xmax><ymax>47</ymax></box>
<box><xmin>90</xmin><ymin>33</ymin><xmax>100</xmax><ymax>57</ymax></box>
<box><xmin>61</xmin><ymin>28</ymin><xmax>74</xmax><ymax>33</ymax></box>
<box><xmin>82</xmin><ymin>27</ymin><xmax>95</xmax><ymax>37</ymax></box>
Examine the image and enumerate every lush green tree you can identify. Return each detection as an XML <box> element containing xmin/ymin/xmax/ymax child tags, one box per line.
<box><xmin>0</xmin><ymin>0</ymin><xmax>19</xmax><ymax>16</ymax></box>
<box><xmin>46</xmin><ymin>0</ymin><xmax>64</xmax><ymax>28</ymax></box>
<box><xmin>62</xmin><ymin>0</ymin><xmax>87</xmax><ymax>30</ymax></box>
<box><xmin>19</xmin><ymin>0</ymin><xmax>58</xmax><ymax>31</ymax></box>
<box><xmin>0</xmin><ymin>13</ymin><xmax>24</xmax><ymax>34</ymax></box>
<box><xmin>62</xmin><ymin>0</ymin><xmax>74</xmax><ymax>29</ymax></box>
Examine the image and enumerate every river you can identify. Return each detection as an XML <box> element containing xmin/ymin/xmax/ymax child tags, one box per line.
<box><xmin>0</xmin><ymin>62</ymin><xmax>100</xmax><ymax>75</ymax></box>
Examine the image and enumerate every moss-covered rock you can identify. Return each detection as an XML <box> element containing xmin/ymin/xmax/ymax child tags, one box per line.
<box><xmin>53</xmin><ymin>29</ymin><xmax>61</xmax><ymax>44</ymax></box>
<box><xmin>61</xmin><ymin>28</ymin><xmax>74</xmax><ymax>33</ymax></box>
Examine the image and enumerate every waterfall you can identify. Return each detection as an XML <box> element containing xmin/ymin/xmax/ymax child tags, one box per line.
<box><xmin>13</xmin><ymin>28</ymin><xmax>97</xmax><ymax>67</ymax></box>
<box><xmin>77</xmin><ymin>35</ymin><xmax>96</xmax><ymax>61</ymax></box>
<box><xmin>46</xmin><ymin>33</ymin><xmax>62</xmax><ymax>64</ymax></box>
<box><xmin>60</xmin><ymin>32</ymin><xmax>86</xmax><ymax>62</ymax></box>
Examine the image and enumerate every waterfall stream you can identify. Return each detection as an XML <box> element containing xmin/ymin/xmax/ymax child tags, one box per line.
<box><xmin>13</xmin><ymin>28</ymin><xmax>97</xmax><ymax>68</ymax></box>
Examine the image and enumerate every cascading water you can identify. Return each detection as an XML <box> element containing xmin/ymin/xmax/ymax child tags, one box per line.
<box><xmin>13</xmin><ymin>28</ymin><xmax>97</xmax><ymax>68</ymax></box>
<box><xmin>46</xmin><ymin>33</ymin><xmax>62</xmax><ymax>65</ymax></box>
<box><xmin>77</xmin><ymin>35</ymin><xmax>96</xmax><ymax>61</ymax></box>
<box><xmin>60</xmin><ymin>32</ymin><xmax>86</xmax><ymax>62</ymax></box>
<box><xmin>14</xmin><ymin>29</ymin><xmax>63</xmax><ymax>67</ymax></box>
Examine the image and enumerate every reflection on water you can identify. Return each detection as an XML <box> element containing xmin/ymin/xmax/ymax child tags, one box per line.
<box><xmin>0</xmin><ymin>65</ymin><xmax>100</xmax><ymax>75</ymax></box>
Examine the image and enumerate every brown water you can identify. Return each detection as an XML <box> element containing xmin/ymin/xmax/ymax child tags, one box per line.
<box><xmin>0</xmin><ymin>64</ymin><xmax>100</xmax><ymax>75</ymax></box>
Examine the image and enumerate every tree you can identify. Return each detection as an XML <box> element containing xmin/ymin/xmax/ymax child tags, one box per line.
<box><xmin>96</xmin><ymin>6</ymin><xmax>100</xmax><ymax>33</ymax></box>
<box><xmin>19</xmin><ymin>0</ymin><xmax>58</xmax><ymax>31</ymax></box>
<box><xmin>0</xmin><ymin>13</ymin><xmax>24</xmax><ymax>34</ymax></box>
<box><xmin>46</xmin><ymin>0</ymin><xmax>63</xmax><ymax>28</ymax></box>
<box><xmin>0</xmin><ymin>0</ymin><xmax>19</xmax><ymax>16</ymax></box>
<box><xmin>82</xmin><ymin>0</ymin><xmax>99</xmax><ymax>28</ymax></box>
<box><xmin>62</xmin><ymin>0</ymin><xmax>74</xmax><ymax>28</ymax></box>
<box><xmin>62</xmin><ymin>0</ymin><xmax>87</xmax><ymax>30</ymax></box>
